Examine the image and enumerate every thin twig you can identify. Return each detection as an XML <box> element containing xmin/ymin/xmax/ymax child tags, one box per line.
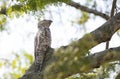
<box><xmin>106</xmin><ymin>0</ymin><xmax>117</xmax><ymax>49</ymax></box>
<box><xmin>67</xmin><ymin>1</ymin><xmax>110</xmax><ymax>20</ymax></box>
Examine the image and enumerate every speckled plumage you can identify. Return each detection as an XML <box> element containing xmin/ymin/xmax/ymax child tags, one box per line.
<box><xmin>34</xmin><ymin>20</ymin><xmax>52</xmax><ymax>71</ymax></box>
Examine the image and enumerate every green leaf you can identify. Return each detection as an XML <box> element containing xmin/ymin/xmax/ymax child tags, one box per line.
<box><xmin>23</xmin><ymin>52</ymin><xmax>33</xmax><ymax>64</ymax></box>
<box><xmin>0</xmin><ymin>62</ymin><xmax>3</xmax><ymax>68</ymax></box>
<box><xmin>0</xmin><ymin>14</ymin><xmax>6</xmax><ymax>30</ymax></box>
<box><xmin>78</xmin><ymin>12</ymin><xmax>89</xmax><ymax>24</ymax></box>
<box><xmin>11</xmin><ymin>59</ymin><xmax>17</xmax><ymax>68</ymax></box>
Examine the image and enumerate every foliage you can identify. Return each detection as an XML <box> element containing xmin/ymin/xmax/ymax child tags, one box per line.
<box><xmin>0</xmin><ymin>0</ymin><xmax>70</xmax><ymax>30</ymax></box>
<box><xmin>44</xmin><ymin>34</ymin><xmax>98</xmax><ymax>79</ymax></box>
<box><xmin>78</xmin><ymin>11</ymin><xmax>89</xmax><ymax>24</ymax></box>
<box><xmin>0</xmin><ymin>51</ymin><xmax>33</xmax><ymax>79</ymax></box>
<box><xmin>5</xmin><ymin>0</ymin><xmax>70</xmax><ymax>15</ymax></box>
<box><xmin>16</xmin><ymin>0</ymin><xmax>70</xmax><ymax>11</ymax></box>
<box><xmin>0</xmin><ymin>0</ymin><xmax>120</xmax><ymax>79</ymax></box>
<box><xmin>0</xmin><ymin>15</ymin><xmax>6</xmax><ymax>31</ymax></box>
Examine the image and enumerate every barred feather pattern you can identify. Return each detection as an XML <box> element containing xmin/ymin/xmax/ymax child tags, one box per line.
<box><xmin>34</xmin><ymin>20</ymin><xmax>52</xmax><ymax>71</ymax></box>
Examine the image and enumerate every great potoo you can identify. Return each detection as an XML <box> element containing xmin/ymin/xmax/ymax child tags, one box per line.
<box><xmin>34</xmin><ymin>19</ymin><xmax>52</xmax><ymax>71</ymax></box>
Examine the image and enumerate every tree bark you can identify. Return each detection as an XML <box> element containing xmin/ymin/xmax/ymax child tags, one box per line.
<box><xmin>116</xmin><ymin>71</ymin><xmax>120</xmax><ymax>79</ymax></box>
<box><xmin>67</xmin><ymin>1</ymin><xmax>110</xmax><ymax>20</ymax></box>
<box><xmin>106</xmin><ymin>0</ymin><xmax>117</xmax><ymax>49</ymax></box>
<box><xmin>81</xmin><ymin>46</ymin><xmax>120</xmax><ymax>71</ymax></box>
<box><xmin>19</xmin><ymin>12</ymin><xmax>120</xmax><ymax>79</ymax></box>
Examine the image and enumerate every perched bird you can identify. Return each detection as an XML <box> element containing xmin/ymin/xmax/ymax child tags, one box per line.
<box><xmin>34</xmin><ymin>19</ymin><xmax>52</xmax><ymax>72</ymax></box>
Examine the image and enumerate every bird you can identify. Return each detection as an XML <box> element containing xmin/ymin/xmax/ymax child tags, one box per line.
<box><xmin>34</xmin><ymin>19</ymin><xmax>52</xmax><ymax>72</ymax></box>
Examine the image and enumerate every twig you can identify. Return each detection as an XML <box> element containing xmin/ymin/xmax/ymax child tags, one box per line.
<box><xmin>106</xmin><ymin>0</ymin><xmax>117</xmax><ymax>49</ymax></box>
<box><xmin>67</xmin><ymin>1</ymin><xmax>110</xmax><ymax>20</ymax></box>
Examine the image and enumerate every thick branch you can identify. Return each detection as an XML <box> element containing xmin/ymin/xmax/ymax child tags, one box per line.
<box><xmin>19</xmin><ymin>48</ymin><xmax>54</xmax><ymax>79</ymax></box>
<box><xmin>71</xmin><ymin>12</ymin><xmax>120</xmax><ymax>55</ymax></box>
<box><xmin>82</xmin><ymin>46</ymin><xmax>120</xmax><ymax>71</ymax></box>
<box><xmin>53</xmin><ymin>46</ymin><xmax>120</xmax><ymax>78</ymax></box>
<box><xmin>43</xmin><ymin>12</ymin><xmax>120</xmax><ymax>79</ymax></box>
<box><xmin>57</xmin><ymin>12</ymin><xmax>120</xmax><ymax>57</ymax></box>
<box><xmin>20</xmin><ymin>12</ymin><xmax>120</xmax><ymax>79</ymax></box>
<box><xmin>116</xmin><ymin>71</ymin><xmax>120</xmax><ymax>79</ymax></box>
<box><xmin>60</xmin><ymin>46</ymin><xmax>120</xmax><ymax>78</ymax></box>
<box><xmin>91</xmin><ymin>12</ymin><xmax>120</xmax><ymax>43</ymax></box>
<box><xmin>67</xmin><ymin>1</ymin><xmax>109</xmax><ymax>20</ymax></box>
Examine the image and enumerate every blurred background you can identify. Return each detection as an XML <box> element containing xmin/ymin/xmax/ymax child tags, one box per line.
<box><xmin>0</xmin><ymin>0</ymin><xmax>120</xmax><ymax>79</ymax></box>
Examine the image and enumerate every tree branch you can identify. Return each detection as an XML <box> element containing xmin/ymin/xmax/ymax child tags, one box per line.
<box><xmin>82</xmin><ymin>46</ymin><xmax>120</xmax><ymax>71</ymax></box>
<box><xmin>106</xmin><ymin>0</ymin><xmax>117</xmax><ymax>49</ymax></box>
<box><xmin>19</xmin><ymin>12</ymin><xmax>120</xmax><ymax>79</ymax></box>
<box><xmin>66</xmin><ymin>1</ymin><xmax>110</xmax><ymax>20</ymax></box>
<box><xmin>116</xmin><ymin>71</ymin><xmax>120</xmax><ymax>79</ymax></box>
<box><xmin>110</xmin><ymin>0</ymin><xmax>117</xmax><ymax>17</ymax></box>
<box><xmin>43</xmin><ymin>12</ymin><xmax>120</xmax><ymax>79</ymax></box>
<box><xmin>19</xmin><ymin>48</ymin><xmax>54</xmax><ymax>79</ymax></box>
<box><xmin>91</xmin><ymin>12</ymin><xmax>120</xmax><ymax>43</ymax></box>
<box><xmin>50</xmin><ymin>46</ymin><xmax>120</xmax><ymax>79</ymax></box>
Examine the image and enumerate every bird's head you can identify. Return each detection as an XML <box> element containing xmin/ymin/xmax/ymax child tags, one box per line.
<box><xmin>38</xmin><ymin>20</ymin><xmax>52</xmax><ymax>28</ymax></box>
